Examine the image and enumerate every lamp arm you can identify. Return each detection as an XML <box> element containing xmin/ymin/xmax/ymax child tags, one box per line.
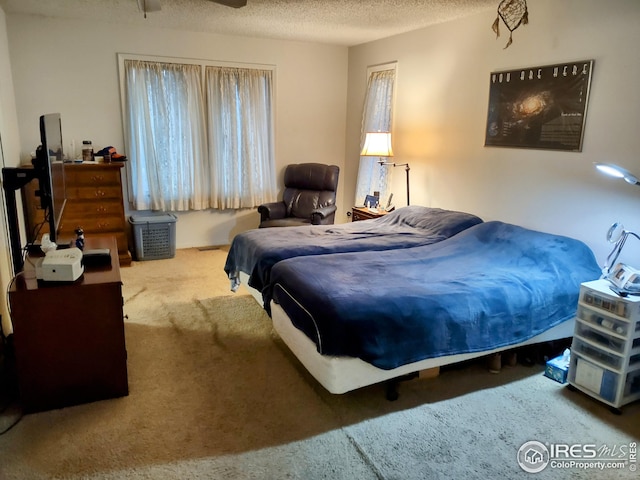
<box><xmin>628</xmin><ymin>231</ymin><xmax>640</xmax><ymax>241</ymax></box>
<box><xmin>602</xmin><ymin>230</ymin><xmax>640</xmax><ymax>278</ymax></box>
<box><xmin>378</xmin><ymin>161</ymin><xmax>411</xmax><ymax>206</ymax></box>
<box><xmin>379</xmin><ymin>161</ymin><xmax>409</xmax><ymax>168</ymax></box>
<box><xmin>603</xmin><ymin>235</ymin><xmax>627</xmax><ymax>277</ymax></box>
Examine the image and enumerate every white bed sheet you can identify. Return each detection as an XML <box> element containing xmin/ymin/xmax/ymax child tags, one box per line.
<box><xmin>270</xmin><ymin>302</ymin><xmax>575</xmax><ymax>394</ymax></box>
<box><xmin>237</xmin><ymin>271</ymin><xmax>575</xmax><ymax>395</ymax></box>
<box><xmin>238</xmin><ymin>271</ymin><xmax>264</xmax><ymax>306</ymax></box>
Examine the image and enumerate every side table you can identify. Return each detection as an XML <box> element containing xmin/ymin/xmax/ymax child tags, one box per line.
<box><xmin>351</xmin><ymin>206</ymin><xmax>390</xmax><ymax>222</ymax></box>
<box><xmin>8</xmin><ymin>236</ymin><xmax>128</xmax><ymax>412</ymax></box>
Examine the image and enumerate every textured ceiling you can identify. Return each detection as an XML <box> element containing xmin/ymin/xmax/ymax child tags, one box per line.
<box><xmin>0</xmin><ymin>0</ymin><xmax>497</xmax><ymax>46</ymax></box>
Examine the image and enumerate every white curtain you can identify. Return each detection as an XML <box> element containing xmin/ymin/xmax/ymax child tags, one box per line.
<box><xmin>354</xmin><ymin>68</ymin><xmax>396</xmax><ymax>206</ymax></box>
<box><xmin>206</xmin><ymin>66</ymin><xmax>277</xmax><ymax>210</ymax></box>
<box><xmin>124</xmin><ymin>60</ymin><xmax>209</xmax><ymax>211</ymax></box>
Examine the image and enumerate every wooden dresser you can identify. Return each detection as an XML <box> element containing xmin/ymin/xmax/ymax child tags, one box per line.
<box><xmin>23</xmin><ymin>162</ymin><xmax>132</xmax><ymax>266</ymax></box>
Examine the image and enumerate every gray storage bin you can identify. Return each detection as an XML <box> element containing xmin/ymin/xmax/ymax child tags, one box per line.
<box><xmin>129</xmin><ymin>213</ymin><xmax>177</xmax><ymax>261</ymax></box>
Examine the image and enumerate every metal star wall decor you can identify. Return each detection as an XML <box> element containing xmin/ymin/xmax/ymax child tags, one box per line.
<box><xmin>492</xmin><ymin>0</ymin><xmax>529</xmax><ymax>49</ymax></box>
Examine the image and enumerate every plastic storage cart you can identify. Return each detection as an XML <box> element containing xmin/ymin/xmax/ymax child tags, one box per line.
<box><xmin>568</xmin><ymin>279</ymin><xmax>640</xmax><ymax>413</ymax></box>
<box><xmin>129</xmin><ymin>213</ymin><xmax>177</xmax><ymax>261</ymax></box>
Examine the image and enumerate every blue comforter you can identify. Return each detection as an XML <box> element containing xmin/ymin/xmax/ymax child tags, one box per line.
<box><xmin>270</xmin><ymin>221</ymin><xmax>601</xmax><ymax>370</ymax></box>
<box><xmin>224</xmin><ymin>206</ymin><xmax>482</xmax><ymax>306</ymax></box>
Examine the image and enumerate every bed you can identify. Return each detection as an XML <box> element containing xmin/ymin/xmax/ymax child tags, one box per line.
<box><xmin>224</xmin><ymin>205</ymin><xmax>483</xmax><ymax>307</ymax></box>
<box><xmin>268</xmin><ymin>221</ymin><xmax>602</xmax><ymax>395</ymax></box>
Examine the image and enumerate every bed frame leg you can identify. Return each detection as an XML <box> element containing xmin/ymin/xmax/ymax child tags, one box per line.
<box><xmin>385</xmin><ymin>372</ymin><xmax>419</xmax><ymax>401</ymax></box>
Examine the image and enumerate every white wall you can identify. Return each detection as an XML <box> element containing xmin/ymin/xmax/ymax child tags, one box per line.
<box><xmin>5</xmin><ymin>14</ymin><xmax>348</xmax><ymax>248</ymax></box>
<box><xmin>346</xmin><ymin>0</ymin><xmax>640</xmax><ymax>266</ymax></box>
<box><xmin>0</xmin><ymin>6</ymin><xmax>21</xmax><ymax>335</ymax></box>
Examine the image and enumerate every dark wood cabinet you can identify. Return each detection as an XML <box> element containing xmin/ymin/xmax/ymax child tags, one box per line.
<box><xmin>23</xmin><ymin>162</ymin><xmax>132</xmax><ymax>266</ymax></box>
<box><xmin>8</xmin><ymin>237</ymin><xmax>128</xmax><ymax>413</ymax></box>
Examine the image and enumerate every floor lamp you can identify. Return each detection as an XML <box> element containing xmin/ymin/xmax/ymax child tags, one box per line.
<box><xmin>360</xmin><ymin>132</ymin><xmax>410</xmax><ymax>206</ymax></box>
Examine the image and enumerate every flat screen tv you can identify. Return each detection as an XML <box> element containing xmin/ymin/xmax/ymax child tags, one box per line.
<box><xmin>34</xmin><ymin>113</ymin><xmax>67</xmax><ymax>243</ymax></box>
<box><xmin>1</xmin><ymin>113</ymin><xmax>68</xmax><ymax>274</ymax></box>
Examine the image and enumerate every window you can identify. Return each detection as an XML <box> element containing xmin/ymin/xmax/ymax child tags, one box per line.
<box><xmin>354</xmin><ymin>63</ymin><xmax>397</xmax><ymax>205</ymax></box>
<box><xmin>206</xmin><ymin>66</ymin><xmax>277</xmax><ymax>210</ymax></box>
<box><xmin>124</xmin><ymin>60</ymin><xmax>208</xmax><ymax>211</ymax></box>
<box><xmin>121</xmin><ymin>56</ymin><xmax>276</xmax><ymax>211</ymax></box>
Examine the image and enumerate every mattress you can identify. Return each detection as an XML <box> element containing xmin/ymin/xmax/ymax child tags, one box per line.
<box><xmin>270</xmin><ymin>221</ymin><xmax>602</xmax><ymax>370</ymax></box>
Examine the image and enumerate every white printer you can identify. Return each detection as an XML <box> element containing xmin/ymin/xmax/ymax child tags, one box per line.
<box><xmin>36</xmin><ymin>247</ymin><xmax>84</xmax><ymax>282</ymax></box>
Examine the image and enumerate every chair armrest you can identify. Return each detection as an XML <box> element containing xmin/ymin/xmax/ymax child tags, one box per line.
<box><xmin>311</xmin><ymin>204</ymin><xmax>337</xmax><ymax>225</ymax></box>
<box><xmin>258</xmin><ymin>202</ymin><xmax>287</xmax><ymax>222</ymax></box>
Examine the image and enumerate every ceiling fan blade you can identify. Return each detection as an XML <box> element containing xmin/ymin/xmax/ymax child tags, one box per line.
<box><xmin>210</xmin><ymin>0</ymin><xmax>247</xmax><ymax>8</ymax></box>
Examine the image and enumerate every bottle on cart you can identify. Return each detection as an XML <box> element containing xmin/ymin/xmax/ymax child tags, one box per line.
<box><xmin>81</xmin><ymin>140</ymin><xmax>93</xmax><ymax>162</ymax></box>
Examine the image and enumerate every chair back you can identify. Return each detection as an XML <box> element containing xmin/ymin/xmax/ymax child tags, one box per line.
<box><xmin>282</xmin><ymin>163</ymin><xmax>339</xmax><ymax>218</ymax></box>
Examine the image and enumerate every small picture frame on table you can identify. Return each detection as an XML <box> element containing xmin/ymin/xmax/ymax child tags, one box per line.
<box><xmin>364</xmin><ymin>195</ymin><xmax>379</xmax><ymax>208</ymax></box>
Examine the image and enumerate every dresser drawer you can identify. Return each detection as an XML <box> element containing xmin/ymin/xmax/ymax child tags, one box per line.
<box><xmin>575</xmin><ymin>319</ymin><xmax>627</xmax><ymax>354</ymax></box>
<box><xmin>576</xmin><ymin>304</ymin><xmax>631</xmax><ymax>336</ymax></box>
<box><xmin>59</xmin><ymin>226</ymin><xmax>127</xmax><ymax>252</ymax></box>
<box><xmin>65</xmin><ymin>185</ymin><xmax>124</xmax><ymax>201</ymax></box>
<box><xmin>79</xmin><ymin>231</ymin><xmax>128</xmax><ymax>253</ymax></box>
<box><xmin>569</xmin><ymin>353</ymin><xmax>620</xmax><ymax>403</ymax></box>
<box><xmin>63</xmin><ymin>200</ymin><xmax>124</xmax><ymax>218</ymax></box>
<box><xmin>352</xmin><ymin>210</ymin><xmax>370</xmax><ymax>221</ymax></box>
<box><xmin>581</xmin><ymin>287</ymin><xmax>630</xmax><ymax>318</ymax></box>
<box><xmin>64</xmin><ymin>166</ymin><xmax>122</xmax><ymax>186</ymax></box>
<box><xmin>571</xmin><ymin>337</ymin><xmax>625</xmax><ymax>371</ymax></box>
<box><xmin>61</xmin><ymin>214</ymin><xmax>125</xmax><ymax>234</ymax></box>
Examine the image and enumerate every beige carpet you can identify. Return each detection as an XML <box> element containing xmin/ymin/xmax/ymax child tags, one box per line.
<box><xmin>0</xmin><ymin>247</ymin><xmax>638</xmax><ymax>479</ymax></box>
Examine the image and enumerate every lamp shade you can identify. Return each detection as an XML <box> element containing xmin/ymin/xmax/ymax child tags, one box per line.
<box><xmin>594</xmin><ymin>162</ymin><xmax>639</xmax><ymax>186</ymax></box>
<box><xmin>360</xmin><ymin>132</ymin><xmax>394</xmax><ymax>157</ymax></box>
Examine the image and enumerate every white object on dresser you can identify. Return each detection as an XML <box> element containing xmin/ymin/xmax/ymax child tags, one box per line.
<box><xmin>568</xmin><ymin>279</ymin><xmax>640</xmax><ymax>413</ymax></box>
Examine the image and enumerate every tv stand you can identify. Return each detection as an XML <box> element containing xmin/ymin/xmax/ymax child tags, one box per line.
<box><xmin>8</xmin><ymin>236</ymin><xmax>128</xmax><ymax>413</ymax></box>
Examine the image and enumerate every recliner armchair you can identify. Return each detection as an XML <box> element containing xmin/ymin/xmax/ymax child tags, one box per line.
<box><xmin>258</xmin><ymin>163</ymin><xmax>340</xmax><ymax>228</ymax></box>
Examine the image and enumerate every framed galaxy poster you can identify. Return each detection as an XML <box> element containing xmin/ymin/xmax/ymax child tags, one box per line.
<box><xmin>485</xmin><ymin>60</ymin><xmax>594</xmax><ymax>151</ymax></box>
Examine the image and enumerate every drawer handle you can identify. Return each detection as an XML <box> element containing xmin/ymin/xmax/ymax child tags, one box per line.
<box><xmin>97</xmin><ymin>222</ymin><xmax>111</xmax><ymax>229</ymax></box>
<box><xmin>90</xmin><ymin>175</ymin><xmax>105</xmax><ymax>182</ymax></box>
<box><xmin>94</xmin><ymin>190</ymin><xmax>106</xmax><ymax>197</ymax></box>
<box><xmin>96</xmin><ymin>206</ymin><xmax>108</xmax><ymax>213</ymax></box>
